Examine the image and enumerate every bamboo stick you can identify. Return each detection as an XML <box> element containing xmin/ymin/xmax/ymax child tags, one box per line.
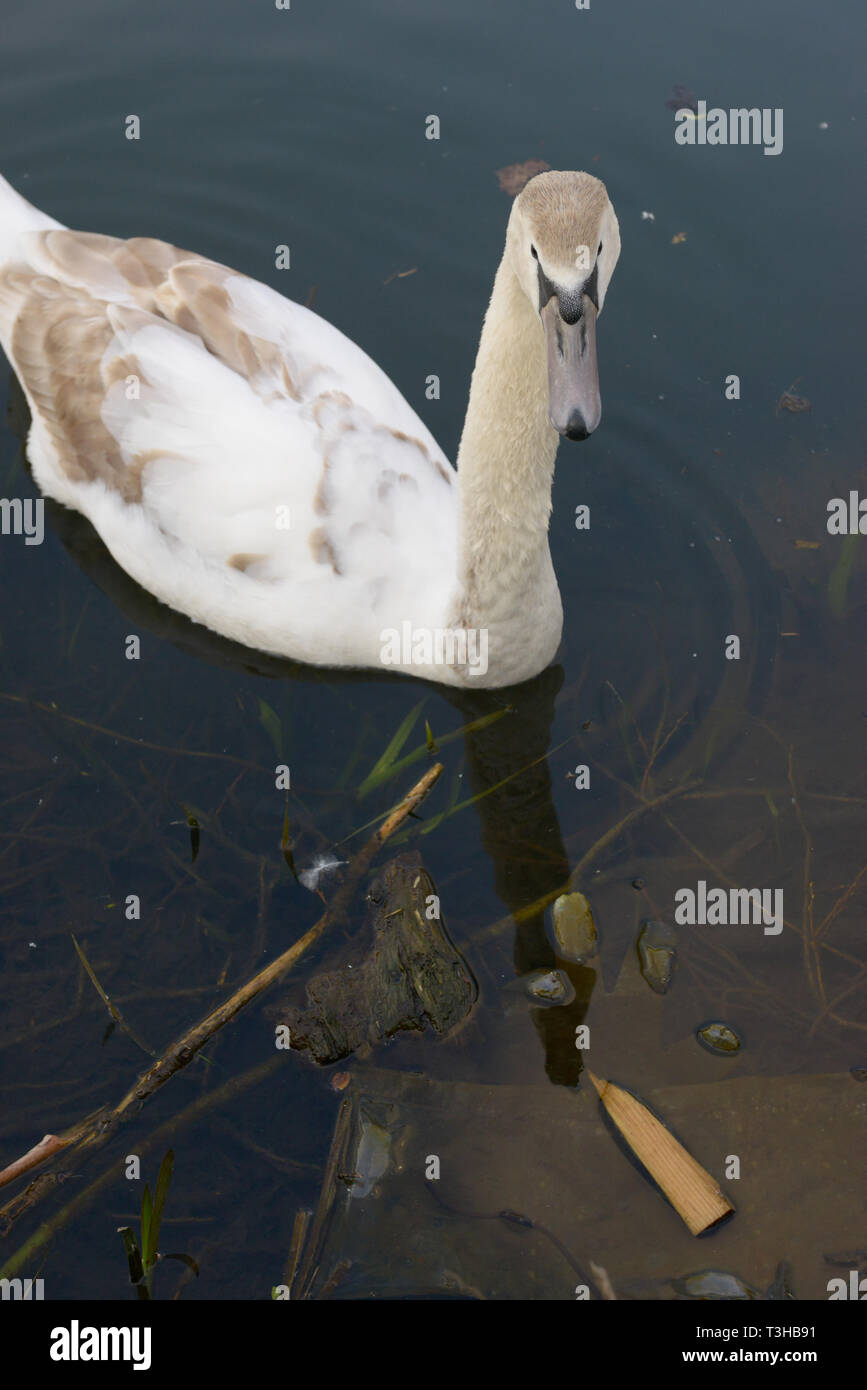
<box><xmin>586</xmin><ymin>1071</ymin><xmax>734</xmax><ymax>1236</ymax></box>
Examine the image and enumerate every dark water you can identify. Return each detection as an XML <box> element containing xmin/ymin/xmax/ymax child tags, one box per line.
<box><xmin>1</xmin><ymin>0</ymin><xmax>865</xmax><ymax>1300</ymax></box>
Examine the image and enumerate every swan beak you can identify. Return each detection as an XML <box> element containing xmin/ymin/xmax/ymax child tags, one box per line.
<box><xmin>541</xmin><ymin>294</ymin><xmax>601</xmax><ymax>441</ymax></box>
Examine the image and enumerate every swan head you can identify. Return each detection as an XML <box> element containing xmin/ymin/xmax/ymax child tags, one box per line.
<box><xmin>508</xmin><ymin>170</ymin><xmax>620</xmax><ymax>440</ymax></box>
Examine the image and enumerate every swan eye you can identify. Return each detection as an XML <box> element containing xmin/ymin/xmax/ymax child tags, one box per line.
<box><xmin>597</xmin><ymin>241</ymin><xmax>603</xmax><ymax>255</ymax></box>
<box><xmin>530</xmin><ymin>245</ymin><xmax>538</xmax><ymax>260</ymax></box>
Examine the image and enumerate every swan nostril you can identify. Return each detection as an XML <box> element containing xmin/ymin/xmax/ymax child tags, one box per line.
<box><xmin>562</xmin><ymin>411</ymin><xmax>590</xmax><ymax>441</ymax></box>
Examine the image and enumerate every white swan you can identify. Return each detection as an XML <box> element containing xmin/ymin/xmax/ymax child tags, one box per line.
<box><xmin>0</xmin><ymin>170</ymin><xmax>619</xmax><ymax>688</ymax></box>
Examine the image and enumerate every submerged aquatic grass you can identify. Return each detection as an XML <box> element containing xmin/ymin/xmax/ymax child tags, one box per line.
<box><xmin>117</xmin><ymin>1150</ymin><xmax>198</xmax><ymax>1298</ymax></box>
<box><xmin>827</xmin><ymin>532</ymin><xmax>860</xmax><ymax>620</ymax></box>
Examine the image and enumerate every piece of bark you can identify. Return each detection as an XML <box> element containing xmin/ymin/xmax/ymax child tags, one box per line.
<box><xmin>272</xmin><ymin>851</ymin><xmax>476</xmax><ymax>1063</ymax></box>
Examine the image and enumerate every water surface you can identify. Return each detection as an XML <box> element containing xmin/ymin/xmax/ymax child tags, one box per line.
<box><xmin>1</xmin><ymin>0</ymin><xmax>864</xmax><ymax>1300</ymax></box>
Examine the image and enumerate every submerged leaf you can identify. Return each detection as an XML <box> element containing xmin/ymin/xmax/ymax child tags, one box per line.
<box><xmin>140</xmin><ymin>1185</ymin><xmax>153</xmax><ymax>1270</ymax></box>
<box><xmin>117</xmin><ymin>1226</ymin><xmax>144</xmax><ymax>1286</ymax></box>
<box><xmin>258</xmin><ymin>699</ymin><xmax>284</xmax><ymax>758</ymax></box>
<box><xmin>778</xmin><ymin>391</ymin><xmax>811</xmax><ymax>413</ymax></box>
<box><xmin>71</xmin><ymin>934</ymin><xmax>119</xmax><ymax>1022</ymax></box>
<box><xmin>828</xmin><ymin>532</ymin><xmax>860</xmax><ymax>620</ymax></box>
<box><xmin>776</xmin><ymin>378</ymin><xmax>811</xmax><ymax>414</ymax></box>
<box><xmin>359</xmin><ymin>706</ymin><xmax>510</xmax><ymax>801</ymax></box>
<box><xmin>383</xmin><ymin>266</ymin><xmax>418</xmax><ymax>285</ymax></box>
<box><xmin>180</xmin><ymin>805</ymin><xmax>200</xmax><ymax>863</ymax></box>
<box><xmin>358</xmin><ymin>700</ymin><xmax>426</xmax><ymax>797</ymax></box>
<box><xmin>147</xmin><ymin>1150</ymin><xmax>175</xmax><ymax>1270</ymax></box>
<box><xmin>281</xmin><ymin>802</ymin><xmax>298</xmax><ymax>879</ymax></box>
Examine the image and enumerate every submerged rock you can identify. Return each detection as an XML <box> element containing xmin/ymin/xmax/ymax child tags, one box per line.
<box><xmin>671</xmin><ymin>1270</ymin><xmax>762</xmax><ymax>1300</ymax></box>
<box><xmin>637</xmin><ymin>919</ymin><xmax>677</xmax><ymax>994</ymax></box>
<box><xmin>696</xmin><ymin>1021</ymin><xmax>743</xmax><ymax>1056</ymax></box>
<box><xmin>350</xmin><ymin>1110</ymin><xmax>391</xmax><ymax>1199</ymax></box>
<box><xmin>522</xmin><ymin>969</ymin><xmax>576</xmax><ymax>1006</ymax></box>
<box><xmin>551</xmin><ymin>892</ymin><xmax>597</xmax><ymax>963</ymax></box>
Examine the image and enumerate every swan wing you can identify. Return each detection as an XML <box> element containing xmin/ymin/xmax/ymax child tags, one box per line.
<box><xmin>0</xmin><ymin>230</ymin><xmax>458</xmax><ymax>661</ymax></box>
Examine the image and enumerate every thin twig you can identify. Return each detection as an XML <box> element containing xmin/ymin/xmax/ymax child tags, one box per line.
<box><xmin>786</xmin><ymin>746</ymin><xmax>823</xmax><ymax>1002</ymax></box>
<box><xmin>0</xmin><ymin>692</ymin><xmax>268</xmax><ymax>772</ymax></box>
<box><xmin>71</xmin><ymin>935</ymin><xmax>155</xmax><ymax>1058</ymax></box>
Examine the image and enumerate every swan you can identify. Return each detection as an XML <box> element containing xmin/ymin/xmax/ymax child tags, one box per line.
<box><xmin>0</xmin><ymin>169</ymin><xmax>620</xmax><ymax>688</ymax></box>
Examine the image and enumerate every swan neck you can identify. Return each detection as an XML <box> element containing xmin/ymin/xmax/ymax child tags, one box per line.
<box><xmin>455</xmin><ymin>256</ymin><xmax>559</xmax><ymax>618</ymax></box>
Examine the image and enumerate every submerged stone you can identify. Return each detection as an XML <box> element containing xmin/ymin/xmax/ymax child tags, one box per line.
<box><xmin>551</xmin><ymin>892</ymin><xmax>597</xmax><ymax>963</ymax></box>
<box><xmin>637</xmin><ymin>919</ymin><xmax>677</xmax><ymax>994</ymax></box>
<box><xmin>671</xmin><ymin>1270</ymin><xmax>762</xmax><ymax>1300</ymax></box>
<box><xmin>696</xmin><ymin>1021</ymin><xmax>743</xmax><ymax>1055</ymax></box>
<box><xmin>351</xmin><ymin>1110</ymin><xmax>391</xmax><ymax>1199</ymax></box>
<box><xmin>523</xmin><ymin>969</ymin><xmax>576</xmax><ymax>1006</ymax></box>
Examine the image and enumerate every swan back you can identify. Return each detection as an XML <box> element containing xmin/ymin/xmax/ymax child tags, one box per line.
<box><xmin>0</xmin><ymin>201</ymin><xmax>460</xmax><ymax>673</ymax></box>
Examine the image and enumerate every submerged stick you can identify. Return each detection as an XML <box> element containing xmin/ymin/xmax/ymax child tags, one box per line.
<box><xmin>0</xmin><ymin>764</ymin><xmax>443</xmax><ymax>1233</ymax></box>
<box><xmin>0</xmin><ymin>1134</ymin><xmax>70</xmax><ymax>1189</ymax></box>
<box><xmin>587</xmin><ymin>1071</ymin><xmax>734</xmax><ymax>1237</ymax></box>
<box><xmin>284</xmin><ymin>1209</ymin><xmax>313</xmax><ymax>1299</ymax></box>
<box><xmin>1</xmin><ymin>1057</ymin><xmax>282</xmax><ymax>1278</ymax></box>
